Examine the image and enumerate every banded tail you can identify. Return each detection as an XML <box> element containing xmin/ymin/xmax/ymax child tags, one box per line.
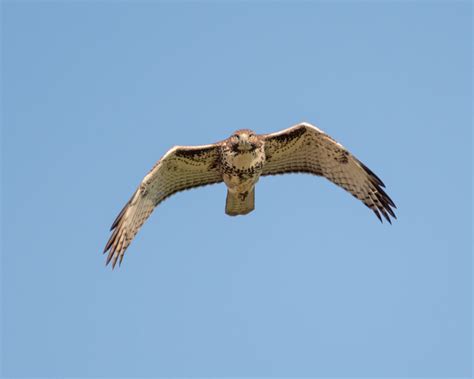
<box><xmin>225</xmin><ymin>188</ymin><xmax>255</xmax><ymax>216</ymax></box>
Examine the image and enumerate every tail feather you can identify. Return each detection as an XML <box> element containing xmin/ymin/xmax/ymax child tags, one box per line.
<box><xmin>225</xmin><ymin>188</ymin><xmax>255</xmax><ymax>216</ymax></box>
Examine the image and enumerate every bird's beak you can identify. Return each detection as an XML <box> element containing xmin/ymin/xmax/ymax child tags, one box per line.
<box><xmin>238</xmin><ymin>133</ymin><xmax>252</xmax><ymax>150</ymax></box>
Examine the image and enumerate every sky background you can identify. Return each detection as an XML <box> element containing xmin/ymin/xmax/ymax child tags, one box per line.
<box><xmin>1</xmin><ymin>1</ymin><xmax>472</xmax><ymax>378</ymax></box>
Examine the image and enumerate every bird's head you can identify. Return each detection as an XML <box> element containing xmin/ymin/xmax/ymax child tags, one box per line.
<box><xmin>229</xmin><ymin>129</ymin><xmax>260</xmax><ymax>152</ymax></box>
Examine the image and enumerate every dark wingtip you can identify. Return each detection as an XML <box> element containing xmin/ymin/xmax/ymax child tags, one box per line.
<box><xmin>360</xmin><ymin>161</ymin><xmax>397</xmax><ymax>224</ymax></box>
<box><xmin>105</xmin><ymin>250</ymin><xmax>113</xmax><ymax>266</ymax></box>
<box><xmin>110</xmin><ymin>189</ymin><xmax>137</xmax><ymax>230</ymax></box>
<box><xmin>376</xmin><ymin>202</ymin><xmax>396</xmax><ymax>224</ymax></box>
<box><xmin>386</xmin><ymin>207</ymin><xmax>396</xmax><ymax>219</ymax></box>
<box><xmin>358</xmin><ymin>160</ymin><xmax>386</xmax><ymax>188</ymax></box>
<box><xmin>373</xmin><ymin>209</ymin><xmax>383</xmax><ymax>223</ymax></box>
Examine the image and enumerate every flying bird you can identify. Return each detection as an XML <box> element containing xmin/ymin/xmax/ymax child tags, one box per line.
<box><xmin>103</xmin><ymin>122</ymin><xmax>396</xmax><ymax>268</ymax></box>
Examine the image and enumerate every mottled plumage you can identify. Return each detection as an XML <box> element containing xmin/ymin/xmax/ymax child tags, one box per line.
<box><xmin>103</xmin><ymin>122</ymin><xmax>396</xmax><ymax>268</ymax></box>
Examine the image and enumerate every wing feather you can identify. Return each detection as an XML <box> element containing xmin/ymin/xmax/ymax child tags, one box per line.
<box><xmin>262</xmin><ymin>122</ymin><xmax>396</xmax><ymax>222</ymax></box>
<box><xmin>103</xmin><ymin>144</ymin><xmax>222</xmax><ymax>268</ymax></box>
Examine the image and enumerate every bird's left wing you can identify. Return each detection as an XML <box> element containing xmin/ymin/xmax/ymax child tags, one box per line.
<box><xmin>103</xmin><ymin>144</ymin><xmax>222</xmax><ymax>268</ymax></box>
<box><xmin>261</xmin><ymin>122</ymin><xmax>396</xmax><ymax>222</ymax></box>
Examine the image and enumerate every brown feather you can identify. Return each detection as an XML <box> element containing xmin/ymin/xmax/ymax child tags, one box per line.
<box><xmin>261</xmin><ymin>122</ymin><xmax>396</xmax><ymax>223</ymax></box>
<box><xmin>102</xmin><ymin>144</ymin><xmax>223</xmax><ymax>267</ymax></box>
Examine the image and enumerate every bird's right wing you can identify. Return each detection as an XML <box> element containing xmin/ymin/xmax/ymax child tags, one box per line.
<box><xmin>103</xmin><ymin>144</ymin><xmax>222</xmax><ymax>268</ymax></box>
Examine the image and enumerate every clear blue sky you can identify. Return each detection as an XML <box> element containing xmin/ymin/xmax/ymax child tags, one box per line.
<box><xmin>2</xmin><ymin>1</ymin><xmax>471</xmax><ymax>377</ymax></box>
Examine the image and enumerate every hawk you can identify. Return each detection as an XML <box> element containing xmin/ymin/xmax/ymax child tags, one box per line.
<box><xmin>103</xmin><ymin>122</ymin><xmax>396</xmax><ymax>268</ymax></box>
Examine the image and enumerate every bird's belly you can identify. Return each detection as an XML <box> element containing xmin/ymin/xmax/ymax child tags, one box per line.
<box><xmin>223</xmin><ymin>172</ymin><xmax>260</xmax><ymax>193</ymax></box>
<box><xmin>221</xmin><ymin>147</ymin><xmax>265</xmax><ymax>193</ymax></box>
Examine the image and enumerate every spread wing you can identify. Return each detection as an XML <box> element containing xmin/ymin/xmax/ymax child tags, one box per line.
<box><xmin>261</xmin><ymin>122</ymin><xmax>396</xmax><ymax>222</ymax></box>
<box><xmin>103</xmin><ymin>144</ymin><xmax>222</xmax><ymax>268</ymax></box>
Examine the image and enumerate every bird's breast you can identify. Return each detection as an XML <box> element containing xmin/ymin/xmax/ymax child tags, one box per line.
<box><xmin>221</xmin><ymin>147</ymin><xmax>266</xmax><ymax>192</ymax></box>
